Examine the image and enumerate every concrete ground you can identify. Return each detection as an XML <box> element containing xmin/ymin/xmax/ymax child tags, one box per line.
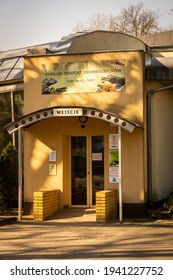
<box><xmin>0</xmin><ymin>208</ymin><xmax>173</xmax><ymax>260</ymax></box>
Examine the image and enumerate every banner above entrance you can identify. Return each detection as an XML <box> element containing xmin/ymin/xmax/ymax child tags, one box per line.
<box><xmin>41</xmin><ymin>60</ymin><xmax>126</xmax><ymax>94</ymax></box>
<box><xmin>5</xmin><ymin>106</ymin><xmax>141</xmax><ymax>134</ymax></box>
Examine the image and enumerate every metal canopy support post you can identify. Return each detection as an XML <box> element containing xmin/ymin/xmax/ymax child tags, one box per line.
<box><xmin>10</xmin><ymin>90</ymin><xmax>15</xmax><ymax>147</ymax></box>
<box><xmin>18</xmin><ymin>128</ymin><xmax>22</xmax><ymax>221</ymax></box>
<box><xmin>118</xmin><ymin>126</ymin><xmax>123</xmax><ymax>224</ymax></box>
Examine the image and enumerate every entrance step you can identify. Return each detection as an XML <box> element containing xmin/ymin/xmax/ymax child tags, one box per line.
<box><xmin>46</xmin><ymin>208</ymin><xmax>96</xmax><ymax>223</ymax></box>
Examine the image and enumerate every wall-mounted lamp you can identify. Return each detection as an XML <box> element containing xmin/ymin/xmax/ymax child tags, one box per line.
<box><xmin>78</xmin><ymin>116</ymin><xmax>88</xmax><ymax>128</ymax></box>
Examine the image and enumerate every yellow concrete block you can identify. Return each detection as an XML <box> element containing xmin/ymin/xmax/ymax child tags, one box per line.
<box><xmin>33</xmin><ymin>189</ymin><xmax>60</xmax><ymax>221</ymax></box>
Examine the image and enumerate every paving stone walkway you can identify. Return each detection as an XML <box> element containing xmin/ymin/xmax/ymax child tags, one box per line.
<box><xmin>0</xmin><ymin>209</ymin><xmax>173</xmax><ymax>260</ymax></box>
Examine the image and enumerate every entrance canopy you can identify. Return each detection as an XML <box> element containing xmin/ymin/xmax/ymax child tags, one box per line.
<box><xmin>5</xmin><ymin>106</ymin><xmax>140</xmax><ymax>134</ymax></box>
<box><xmin>5</xmin><ymin>106</ymin><xmax>141</xmax><ymax>223</ymax></box>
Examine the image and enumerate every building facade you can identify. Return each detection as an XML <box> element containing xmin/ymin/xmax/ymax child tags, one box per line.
<box><xmin>1</xmin><ymin>30</ymin><xmax>173</xmax><ymax>218</ymax></box>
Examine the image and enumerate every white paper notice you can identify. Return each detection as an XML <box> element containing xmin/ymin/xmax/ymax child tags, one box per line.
<box><xmin>49</xmin><ymin>150</ymin><xmax>56</xmax><ymax>162</ymax></box>
<box><xmin>92</xmin><ymin>153</ymin><xmax>102</xmax><ymax>161</ymax></box>
<box><xmin>109</xmin><ymin>166</ymin><xmax>119</xmax><ymax>183</ymax></box>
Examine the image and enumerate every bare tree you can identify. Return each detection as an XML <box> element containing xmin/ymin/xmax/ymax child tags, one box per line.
<box><xmin>74</xmin><ymin>13</ymin><xmax>118</xmax><ymax>32</ymax></box>
<box><xmin>117</xmin><ymin>2</ymin><xmax>161</xmax><ymax>37</ymax></box>
<box><xmin>87</xmin><ymin>14</ymin><xmax>108</xmax><ymax>30</ymax></box>
<box><xmin>74</xmin><ymin>20</ymin><xmax>87</xmax><ymax>32</ymax></box>
<box><xmin>73</xmin><ymin>1</ymin><xmax>161</xmax><ymax>38</ymax></box>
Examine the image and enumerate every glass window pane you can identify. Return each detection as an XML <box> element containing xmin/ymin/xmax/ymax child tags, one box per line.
<box><xmin>71</xmin><ymin>137</ymin><xmax>87</xmax><ymax>205</ymax></box>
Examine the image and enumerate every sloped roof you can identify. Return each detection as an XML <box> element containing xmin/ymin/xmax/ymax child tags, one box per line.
<box><xmin>0</xmin><ymin>31</ymin><xmax>90</xmax><ymax>83</ymax></box>
<box><xmin>0</xmin><ymin>30</ymin><xmax>146</xmax><ymax>84</ymax></box>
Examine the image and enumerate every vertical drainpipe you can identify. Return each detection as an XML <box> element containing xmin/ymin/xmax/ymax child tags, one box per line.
<box><xmin>146</xmin><ymin>84</ymin><xmax>173</xmax><ymax>207</ymax></box>
<box><xmin>18</xmin><ymin>128</ymin><xmax>23</xmax><ymax>221</ymax></box>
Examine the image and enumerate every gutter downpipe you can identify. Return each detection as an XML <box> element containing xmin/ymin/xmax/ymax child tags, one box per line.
<box><xmin>146</xmin><ymin>84</ymin><xmax>173</xmax><ymax>207</ymax></box>
<box><xmin>18</xmin><ymin>128</ymin><xmax>22</xmax><ymax>221</ymax></box>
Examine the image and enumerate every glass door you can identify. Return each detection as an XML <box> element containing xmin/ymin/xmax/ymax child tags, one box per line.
<box><xmin>71</xmin><ymin>136</ymin><xmax>104</xmax><ymax>207</ymax></box>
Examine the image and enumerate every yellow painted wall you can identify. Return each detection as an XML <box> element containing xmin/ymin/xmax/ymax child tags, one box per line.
<box><xmin>122</xmin><ymin>128</ymin><xmax>145</xmax><ymax>203</ymax></box>
<box><xmin>24</xmin><ymin>51</ymin><xmax>144</xmax><ymax>126</ymax></box>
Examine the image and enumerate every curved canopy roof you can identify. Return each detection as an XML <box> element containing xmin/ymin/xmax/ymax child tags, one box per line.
<box><xmin>5</xmin><ymin>106</ymin><xmax>141</xmax><ymax>134</ymax></box>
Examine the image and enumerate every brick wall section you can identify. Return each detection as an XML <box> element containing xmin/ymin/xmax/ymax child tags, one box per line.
<box><xmin>96</xmin><ymin>189</ymin><xmax>118</xmax><ymax>222</ymax></box>
<box><xmin>34</xmin><ymin>190</ymin><xmax>60</xmax><ymax>221</ymax></box>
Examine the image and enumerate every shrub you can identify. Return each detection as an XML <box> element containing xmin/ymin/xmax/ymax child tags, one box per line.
<box><xmin>0</xmin><ymin>142</ymin><xmax>18</xmax><ymax>210</ymax></box>
<box><xmin>164</xmin><ymin>191</ymin><xmax>173</xmax><ymax>213</ymax></box>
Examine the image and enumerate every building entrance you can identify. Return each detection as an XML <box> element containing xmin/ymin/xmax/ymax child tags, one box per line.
<box><xmin>71</xmin><ymin>136</ymin><xmax>104</xmax><ymax>207</ymax></box>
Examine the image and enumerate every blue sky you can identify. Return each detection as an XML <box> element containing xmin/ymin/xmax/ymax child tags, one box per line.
<box><xmin>0</xmin><ymin>0</ymin><xmax>172</xmax><ymax>51</ymax></box>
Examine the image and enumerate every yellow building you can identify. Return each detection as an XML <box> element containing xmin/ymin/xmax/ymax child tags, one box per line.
<box><xmin>3</xmin><ymin>30</ymin><xmax>173</xmax><ymax>220</ymax></box>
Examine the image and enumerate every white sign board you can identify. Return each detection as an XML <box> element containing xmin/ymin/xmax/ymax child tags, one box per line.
<box><xmin>109</xmin><ymin>166</ymin><xmax>119</xmax><ymax>183</ymax></box>
<box><xmin>109</xmin><ymin>134</ymin><xmax>119</xmax><ymax>149</ymax></box>
<box><xmin>53</xmin><ymin>108</ymin><xmax>83</xmax><ymax>116</ymax></box>
<box><xmin>109</xmin><ymin>133</ymin><xmax>119</xmax><ymax>183</ymax></box>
